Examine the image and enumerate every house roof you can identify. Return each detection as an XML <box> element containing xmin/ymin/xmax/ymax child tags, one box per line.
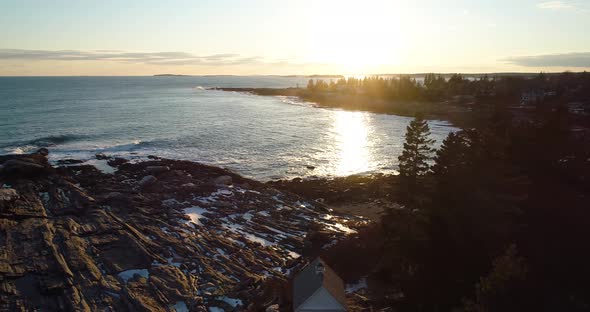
<box><xmin>293</xmin><ymin>258</ymin><xmax>346</xmax><ymax>310</ymax></box>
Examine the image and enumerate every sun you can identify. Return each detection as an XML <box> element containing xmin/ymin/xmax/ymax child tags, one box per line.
<box><xmin>326</xmin><ymin>43</ymin><xmax>394</xmax><ymax>75</ymax></box>
<box><xmin>304</xmin><ymin>0</ymin><xmax>404</xmax><ymax>75</ymax></box>
<box><xmin>308</xmin><ymin>32</ymin><xmax>397</xmax><ymax>75</ymax></box>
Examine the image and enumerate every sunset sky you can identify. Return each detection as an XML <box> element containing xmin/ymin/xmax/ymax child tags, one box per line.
<box><xmin>1</xmin><ymin>0</ymin><xmax>589</xmax><ymax>76</ymax></box>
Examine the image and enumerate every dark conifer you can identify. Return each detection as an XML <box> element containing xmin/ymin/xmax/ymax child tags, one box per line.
<box><xmin>397</xmin><ymin>115</ymin><xmax>435</xmax><ymax>207</ymax></box>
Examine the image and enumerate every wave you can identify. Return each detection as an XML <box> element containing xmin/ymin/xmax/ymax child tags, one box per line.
<box><xmin>0</xmin><ymin>134</ymin><xmax>86</xmax><ymax>154</ymax></box>
<box><xmin>98</xmin><ymin>140</ymin><xmax>145</xmax><ymax>152</ymax></box>
<box><xmin>276</xmin><ymin>96</ymin><xmax>318</xmax><ymax>108</ymax></box>
<box><xmin>26</xmin><ymin>134</ymin><xmax>85</xmax><ymax>147</ymax></box>
<box><xmin>0</xmin><ymin>135</ymin><xmax>149</xmax><ymax>157</ymax></box>
<box><xmin>10</xmin><ymin>146</ymin><xmax>29</xmax><ymax>155</ymax></box>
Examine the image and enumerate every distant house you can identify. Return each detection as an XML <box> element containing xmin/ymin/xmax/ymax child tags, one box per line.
<box><xmin>520</xmin><ymin>89</ymin><xmax>557</xmax><ymax>106</ymax></box>
<box><xmin>450</xmin><ymin>95</ymin><xmax>476</xmax><ymax>105</ymax></box>
<box><xmin>568</xmin><ymin>102</ymin><xmax>589</xmax><ymax>116</ymax></box>
<box><xmin>293</xmin><ymin>258</ymin><xmax>347</xmax><ymax>312</ymax></box>
<box><xmin>521</xmin><ymin>90</ymin><xmax>545</xmax><ymax>105</ymax></box>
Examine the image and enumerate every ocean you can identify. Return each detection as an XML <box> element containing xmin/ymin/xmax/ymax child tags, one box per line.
<box><xmin>0</xmin><ymin>76</ymin><xmax>456</xmax><ymax>180</ymax></box>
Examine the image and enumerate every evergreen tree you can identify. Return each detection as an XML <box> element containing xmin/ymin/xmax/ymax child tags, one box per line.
<box><xmin>424</xmin><ymin>129</ymin><xmax>526</xmax><ymax>308</ymax></box>
<box><xmin>382</xmin><ymin>114</ymin><xmax>435</xmax><ymax>306</ymax></box>
<box><xmin>397</xmin><ymin>115</ymin><xmax>435</xmax><ymax>207</ymax></box>
<box><xmin>464</xmin><ymin>245</ymin><xmax>529</xmax><ymax>312</ymax></box>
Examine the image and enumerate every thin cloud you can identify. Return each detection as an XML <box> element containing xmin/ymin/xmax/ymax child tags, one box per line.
<box><xmin>204</xmin><ymin>53</ymin><xmax>240</xmax><ymax>61</ymax></box>
<box><xmin>503</xmin><ymin>52</ymin><xmax>590</xmax><ymax>67</ymax></box>
<box><xmin>0</xmin><ymin>49</ymin><xmax>272</xmax><ymax>66</ymax></box>
<box><xmin>538</xmin><ymin>1</ymin><xmax>574</xmax><ymax>9</ymax></box>
<box><xmin>536</xmin><ymin>1</ymin><xmax>588</xmax><ymax>11</ymax></box>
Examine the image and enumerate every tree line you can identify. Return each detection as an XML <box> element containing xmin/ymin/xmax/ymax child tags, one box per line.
<box><xmin>305</xmin><ymin>72</ymin><xmax>590</xmax><ymax>102</ymax></box>
<box><xmin>377</xmin><ymin>104</ymin><xmax>590</xmax><ymax>310</ymax></box>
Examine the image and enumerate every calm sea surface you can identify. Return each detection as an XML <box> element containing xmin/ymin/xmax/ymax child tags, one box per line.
<box><xmin>0</xmin><ymin>76</ymin><xmax>456</xmax><ymax>180</ymax></box>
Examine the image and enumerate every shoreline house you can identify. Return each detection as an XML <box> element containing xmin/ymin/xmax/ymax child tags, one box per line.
<box><xmin>520</xmin><ymin>89</ymin><xmax>557</xmax><ymax>106</ymax></box>
<box><xmin>293</xmin><ymin>258</ymin><xmax>347</xmax><ymax>312</ymax></box>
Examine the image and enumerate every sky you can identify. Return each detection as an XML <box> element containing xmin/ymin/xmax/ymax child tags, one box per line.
<box><xmin>0</xmin><ymin>0</ymin><xmax>589</xmax><ymax>76</ymax></box>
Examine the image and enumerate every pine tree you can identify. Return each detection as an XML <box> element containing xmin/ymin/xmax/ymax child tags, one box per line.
<box><xmin>426</xmin><ymin>129</ymin><xmax>527</xmax><ymax>307</ymax></box>
<box><xmin>397</xmin><ymin>115</ymin><xmax>435</xmax><ymax>207</ymax></box>
<box><xmin>464</xmin><ymin>244</ymin><xmax>529</xmax><ymax>312</ymax></box>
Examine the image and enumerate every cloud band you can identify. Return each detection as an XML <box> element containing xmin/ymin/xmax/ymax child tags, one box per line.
<box><xmin>0</xmin><ymin>49</ymin><xmax>269</xmax><ymax>66</ymax></box>
<box><xmin>503</xmin><ymin>52</ymin><xmax>590</xmax><ymax>67</ymax></box>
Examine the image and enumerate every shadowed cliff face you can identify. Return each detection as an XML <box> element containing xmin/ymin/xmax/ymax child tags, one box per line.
<box><xmin>0</xmin><ymin>152</ymin><xmax>365</xmax><ymax>311</ymax></box>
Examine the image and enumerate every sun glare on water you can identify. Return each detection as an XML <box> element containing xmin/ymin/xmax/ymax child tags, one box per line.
<box><xmin>332</xmin><ymin>111</ymin><xmax>375</xmax><ymax>176</ymax></box>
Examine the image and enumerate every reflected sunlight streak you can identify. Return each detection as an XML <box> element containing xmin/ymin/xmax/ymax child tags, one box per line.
<box><xmin>332</xmin><ymin>111</ymin><xmax>375</xmax><ymax>176</ymax></box>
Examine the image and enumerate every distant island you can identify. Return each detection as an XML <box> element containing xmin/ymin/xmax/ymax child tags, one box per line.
<box><xmin>153</xmin><ymin>74</ymin><xmax>191</xmax><ymax>77</ymax></box>
<box><xmin>154</xmin><ymin>74</ymin><xmax>346</xmax><ymax>78</ymax></box>
<box><xmin>280</xmin><ymin>74</ymin><xmax>345</xmax><ymax>79</ymax></box>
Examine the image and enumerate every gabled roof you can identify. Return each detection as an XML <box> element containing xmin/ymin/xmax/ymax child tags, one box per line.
<box><xmin>293</xmin><ymin>258</ymin><xmax>346</xmax><ymax>310</ymax></box>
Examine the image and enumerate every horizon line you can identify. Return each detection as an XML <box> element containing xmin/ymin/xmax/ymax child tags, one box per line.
<box><xmin>1</xmin><ymin>71</ymin><xmax>588</xmax><ymax>78</ymax></box>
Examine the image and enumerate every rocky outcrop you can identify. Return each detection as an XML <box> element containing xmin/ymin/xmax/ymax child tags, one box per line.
<box><xmin>146</xmin><ymin>166</ymin><xmax>170</xmax><ymax>175</ymax></box>
<box><xmin>0</xmin><ymin>152</ymin><xmax>366</xmax><ymax>311</ymax></box>
<box><xmin>0</xmin><ymin>188</ymin><xmax>18</xmax><ymax>202</ymax></box>
<box><xmin>213</xmin><ymin>175</ymin><xmax>233</xmax><ymax>186</ymax></box>
<box><xmin>138</xmin><ymin>175</ymin><xmax>157</xmax><ymax>188</ymax></box>
<box><xmin>268</xmin><ymin>174</ymin><xmax>397</xmax><ymax>206</ymax></box>
<box><xmin>107</xmin><ymin>158</ymin><xmax>128</xmax><ymax>167</ymax></box>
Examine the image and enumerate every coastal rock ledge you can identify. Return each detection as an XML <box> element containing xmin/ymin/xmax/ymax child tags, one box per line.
<box><xmin>0</xmin><ymin>152</ymin><xmax>363</xmax><ymax>311</ymax></box>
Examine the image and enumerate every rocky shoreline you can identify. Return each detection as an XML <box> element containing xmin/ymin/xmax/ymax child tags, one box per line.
<box><xmin>268</xmin><ymin>174</ymin><xmax>400</xmax><ymax>222</ymax></box>
<box><xmin>0</xmin><ymin>150</ymin><xmax>369</xmax><ymax>311</ymax></box>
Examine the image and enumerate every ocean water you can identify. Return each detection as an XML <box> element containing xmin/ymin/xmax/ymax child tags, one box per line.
<box><xmin>0</xmin><ymin>76</ymin><xmax>456</xmax><ymax>180</ymax></box>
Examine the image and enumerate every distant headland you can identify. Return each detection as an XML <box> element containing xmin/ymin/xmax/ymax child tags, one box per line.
<box><xmin>153</xmin><ymin>74</ymin><xmax>191</xmax><ymax>77</ymax></box>
<box><xmin>153</xmin><ymin>74</ymin><xmax>346</xmax><ymax>78</ymax></box>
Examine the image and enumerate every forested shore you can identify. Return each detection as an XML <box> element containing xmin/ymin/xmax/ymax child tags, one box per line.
<box><xmin>267</xmin><ymin>72</ymin><xmax>590</xmax><ymax>310</ymax></box>
<box><xmin>217</xmin><ymin>72</ymin><xmax>590</xmax><ymax>128</ymax></box>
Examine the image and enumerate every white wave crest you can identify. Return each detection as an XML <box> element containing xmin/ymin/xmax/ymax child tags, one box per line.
<box><xmin>8</xmin><ymin>145</ymin><xmax>37</xmax><ymax>155</ymax></box>
<box><xmin>12</xmin><ymin>147</ymin><xmax>25</xmax><ymax>155</ymax></box>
